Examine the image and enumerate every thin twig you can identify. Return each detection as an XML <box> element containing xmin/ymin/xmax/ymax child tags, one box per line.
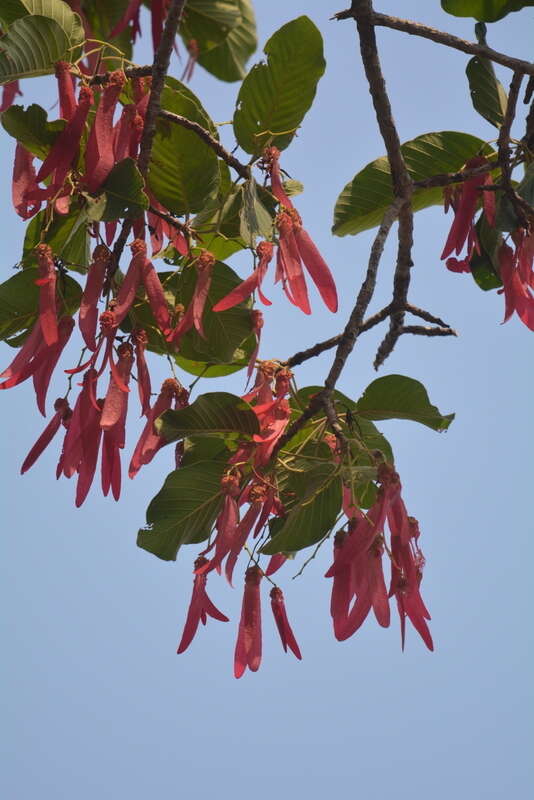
<box><xmin>401</xmin><ymin>325</ymin><xmax>457</xmax><ymax>337</ymax></box>
<box><xmin>148</xmin><ymin>205</ymin><xmax>189</xmax><ymax>234</ymax></box>
<box><xmin>284</xmin><ymin>304</ymin><xmax>392</xmax><ymax>368</ymax></box>
<box><xmin>159</xmin><ymin>110</ymin><xmax>250</xmax><ymax>179</ymax></box>
<box><xmin>333</xmin><ymin>9</ymin><xmax>534</xmax><ymax>76</ymax></box>
<box><xmin>404</xmin><ymin>303</ymin><xmax>452</xmax><ymax>328</ymax></box>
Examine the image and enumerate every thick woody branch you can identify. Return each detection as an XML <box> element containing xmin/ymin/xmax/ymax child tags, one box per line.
<box><xmin>137</xmin><ymin>0</ymin><xmax>187</xmax><ymax>178</ymax></box>
<box><xmin>111</xmin><ymin>0</ymin><xmax>187</xmax><ymax>273</ymax></box>
<box><xmin>334</xmin><ymin>9</ymin><xmax>534</xmax><ymax>76</ymax></box>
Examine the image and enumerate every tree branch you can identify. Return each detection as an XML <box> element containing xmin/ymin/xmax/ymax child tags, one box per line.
<box><xmin>348</xmin><ymin>0</ymin><xmax>414</xmax><ymax>370</ymax></box>
<box><xmin>148</xmin><ymin>205</ymin><xmax>189</xmax><ymax>234</ymax></box>
<box><xmin>110</xmin><ymin>0</ymin><xmax>187</xmax><ymax>275</ymax></box>
<box><xmin>401</xmin><ymin>325</ymin><xmax>457</xmax><ymax>337</ymax></box>
<box><xmin>497</xmin><ymin>71</ymin><xmax>532</xmax><ymax>230</ymax></box>
<box><xmin>159</xmin><ymin>110</ymin><xmax>250</xmax><ymax>179</ymax></box>
<box><xmin>284</xmin><ymin>304</ymin><xmax>393</xmax><ymax>368</ymax></box>
<box><xmin>272</xmin><ymin>197</ymin><xmax>403</xmax><ymax>458</ymax></box>
<box><xmin>334</xmin><ymin>9</ymin><xmax>534</xmax><ymax>76</ymax></box>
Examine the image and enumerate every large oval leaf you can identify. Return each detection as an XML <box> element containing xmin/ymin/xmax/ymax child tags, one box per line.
<box><xmin>193</xmin><ymin>0</ymin><xmax>257</xmax><ymax>82</ymax></box>
<box><xmin>173</xmin><ymin>259</ymin><xmax>256</xmax><ymax>374</ymax></box>
<box><xmin>137</xmin><ymin>458</ymin><xmax>227</xmax><ymax>561</ymax></box>
<box><xmin>157</xmin><ymin>391</ymin><xmax>260</xmax><ymax>442</ymax></box>
<box><xmin>356</xmin><ymin>375</ymin><xmax>455</xmax><ymax>432</ymax></box>
<box><xmin>233</xmin><ymin>16</ymin><xmax>325</xmax><ymax>155</ymax></box>
<box><xmin>148</xmin><ymin>79</ymin><xmax>219</xmax><ymax>215</ymax></box>
<box><xmin>99</xmin><ymin>158</ymin><xmax>149</xmax><ymax>221</ymax></box>
<box><xmin>333</xmin><ymin>131</ymin><xmax>494</xmax><ymax>237</ymax></box>
<box><xmin>261</xmin><ymin>462</ymin><xmax>342</xmax><ymax>555</ymax></box>
<box><xmin>0</xmin><ymin>16</ymin><xmax>71</xmax><ymax>83</ymax></box>
<box><xmin>0</xmin><ymin>0</ymin><xmax>84</xmax><ymax>46</ymax></box>
<box><xmin>441</xmin><ymin>0</ymin><xmax>534</xmax><ymax>21</ymax></box>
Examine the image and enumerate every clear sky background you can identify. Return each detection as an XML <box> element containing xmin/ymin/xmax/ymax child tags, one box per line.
<box><xmin>1</xmin><ymin>2</ymin><xmax>532</xmax><ymax>798</ymax></box>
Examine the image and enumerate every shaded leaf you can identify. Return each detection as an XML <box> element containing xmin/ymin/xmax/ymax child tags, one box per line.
<box><xmin>356</xmin><ymin>375</ymin><xmax>455</xmax><ymax>432</ymax></box>
<box><xmin>333</xmin><ymin>131</ymin><xmax>494</xmax><ymax>237</ymax></box>
<box><xmin>22</xmin><ymin>203</ymin><xmax>89</xmax><ymax>272</ymax></box>
<box><xmin>149</xmin><ymin>78</ymin><xmax>219</xmax><ymax>215</ymax></box>
<box><xmin>174</xmin><ymin>260</ymin><xmax>256</xmax><ymax>373</ymax></box>
<box><xmin>239</xmin><ymin>178</ymin><xmax>275</xmax><ymax>245</ymax></box>
<box><xmin>181</xmin><ymin>436</ymin><xmax>229</xmax><ymax>467</ymax></box>
<box><xmin>188</xmin><ymin>0</ymin><xmax>257</xmax><ymax>82</ymax></box>
<box><xmin>83</xmin><ymin>0</ymin><xmax>133</xmax><ymax>64</ymax></box>
<box><xmin>156</xmin><ymin>391</ymin><xmax>260</xmax><ymax>442</ymax></box>
<box><xmin>137</xmin><ymin>459</ymin><xmax>227</xmax><ymax>561</ymax></box>
<box><xmin>99</xmin><ymin>158</ymin><xmax>148</xmax><ymax>221</ymax></box>
<box><xmin>470</xmin><ymin>214</ymin><xmax>503</xmax><ymax>290</ymax></box>
<box><xmin>1</xmin><ymin>103</ymin><xmax>65</xmax><ymax>159</ymax></box>
<box><xmin>291</xmin><ymin>386</ymin><xmax>394</xmax><ymax>462</ymax></box>
<box><xmin>233</xmin><ymin>16</ymin><xmax>325</xmax><ymax>155</ymax></box>
<box><xmin>496</xmin><ymin>163</ymin><xmax>534</xmax><ymax>232</ymax></box>
<box><xmin>261</xmin><ymin>461</ymin><xmax>341</xmax><ymax>555</ymax></box>
<box><xmin>0</xmin><ymin>267</ymin><xmax>81</xmax><ymax>341</ymax></box>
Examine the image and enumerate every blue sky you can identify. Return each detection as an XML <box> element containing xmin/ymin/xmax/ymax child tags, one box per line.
<box><xmin>1</xmin><ymin>2</ymin><xmax>532</xmax><ymax>798</ymax></box>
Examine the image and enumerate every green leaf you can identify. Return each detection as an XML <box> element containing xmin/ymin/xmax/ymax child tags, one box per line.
<box><xmin>282</xmin><ymin>178</ymin><xmax>304</xmax><ymax>197</ymax></box>
<box><xmin>233</xmin><ymin>15</ymin><xmax>326</xmax><ymax>155</ymax></box>
<box><xmin>0</xmin><ymin>16</ymin><xmax>69</xmax><ymax>84</ymax></box>
<box><xmin>181</xmin><ymin>436</ymin><xmax>229</xmax><ymax>467</ymax></box>
<box><xmin>333</xmin><ymin>131</ymin><xmax>494</xmax><ymax>237</ymax></box>
<box><xmin>291</xmin><ymin>386</ymin><xmax>394</xmax><ymax>463</ymax></box>
<box><xmin>83</xmin><ymin>0</ymin><xmax>133</xmax><ymax>64</ymax></box>
<box><xmin>261</xmin><ymin>461</ymin><xmax>342</xmax><ymax>555</ymax></box>
<box><xmin>0</xmin><ymin>0</ymin><xmax>84</xmax><ymax>46</ymax></box>
<box><xmin>496</xmin><ymin>163</ymin><xmax>534</xmax><ymax>231</ymax></box>
<box><xmin>98</xmin><ymin>158</ymin><xmax>149</xmax><ymax>221</ymax></box>
<box><xmin>466</xmin><ymin>56</ymin><xmax>507</xmax><ymax>128</ymax></box>
<box><xmin>188</xmin><ymin>0</ymin><xmax>257</xmax><ymax>82</ymax></box>
<box><xmin>1</xmin><ymin>104</ymin><xmax>65</xmax><ymax>159</ymax></box>
<box><xmin>0</xmin><ymin>267</ymin><xmax>82</xmax><ymax>341</ymax></box>
<box><xmin>174</xmin><ymin>260</ymin><xmax>256</xmax><ymax>373</ymax></box>
<box><xmin>356</xmin><ymin>375</ymin><xmax>455</xmax><ymax>432</ymax></box>
<box><xmin>470</xmin><ymin>214</ymin><xmax>503</xmax><ymax>290</ymax></box>
<box><xmin>181</xmin><ymin>0</ymin><xmax>242</xmax><ymax>44</ymax></box>
<box><xmin>441</xmin><ymin>0</ymin><xmax>534</xmax><ymax>22</ymax></box>
<box><xmin>22</xmin><ymin>204</ymin><xmax>89</xmax><ymax>272</ymax></box>
<box><xmin>137</xmin><ymin>459</ymin><xmax>227</xmax><ymax>561</ymax></box>
<box><xmin>239</xmin><ymin>178</ymin><xmax>275</xmax><ymax>245</ymax></box>
<box><xmin>149</xmin><ymin>78</ymin><xmax>220</xmax><ymax>215</ymax></box>
<box><xmin>156</xmin><ymin>391</ymin><xmax>260</xmax><ymax>442</ymax></box>
<box><xmin>122</xmin><ymin>260</ymin><xmax>257</xmax><ymax>376</ymax></box>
